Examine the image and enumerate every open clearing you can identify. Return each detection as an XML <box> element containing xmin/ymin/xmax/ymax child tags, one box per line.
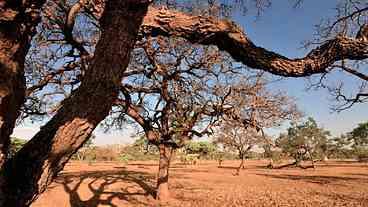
<box><xmin>32</xmin><ymin>160</ymin><xmax>368</xmax><ymax>207</ymax></box>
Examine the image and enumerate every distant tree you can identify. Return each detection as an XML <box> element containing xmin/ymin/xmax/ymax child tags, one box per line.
<box><xmin>215</xmin><ymin>126</ymin><xmax>262</xmax><ymax>175</ymax></box>
<box><xmin>327</xmin><ymin>135</ymin><xmax>354</xmax><ymax>159</ymax></box>
<box><xmin>76</xmin><ymin>145</ymin><xmax>122</xmax><ymax>163</ymax></box>
<box><xmin>348</xmin><ymin>121</ymin><xmax>368</xmax><ymax>161</ymax></box>
<box><xmin>8</xmin><ymin>138</ymin><xmax>28</xmax><ymax>158</ymax></box>
<box><xmin>132</xmin><ymin>135</ymin><xmax>158</xmax><ymax>154</ymax></box>
<box><xmin>214</xmin><ymin>74</ymin><xmax>299</xmax><ymax>174</ymax></box>
<box><xmin>113</xmin><ymin>135</ymin><xmax>162</xmax><ymax>162</ymax></box>
<box><xmin>276</xmin><ymin>118</ymin><xmax>331</xmax><ymax>168</ymax></box>
<box><xmin>262</xmin><ymin>143</ymin><xmax>273</xmax><ymax>159</ymax></box>
<box><xmin>262</xmin><ymin>142</ymin><xmax>287</xmax><ymax>169</ymax></box>
<box><xmin>93</xmin><ymin>146</ymin><xmax>120</xmax><ymax>161</ymax></box>
<box><xmin>349</xmin><ymin>121</ymin><xmax>368</xmax><ymax>148</ymax></box>
<box><xmin>73</xmin><ymin>134</ymin><xmax>96</xmax><ymax>161</ymax></box>
<box><xmin>184</xmin><ymin>141</ymin><xmax>217</xmax><ymax>158</ymax></box>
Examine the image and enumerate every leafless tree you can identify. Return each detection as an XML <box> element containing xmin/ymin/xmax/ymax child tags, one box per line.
<box><xmin>104</xmin><ymin>36</ymin><xmax>256</xmax><ymax>200</ymax></box>
<box><xmin>215</xmin><ymin>126</ymin><xmax>262</xmax><ymax>175</ymax></box>
<box><xmin>214</xmin><ymin>75</ymin><xmax>300</xmax><ymax>175</ymax></box>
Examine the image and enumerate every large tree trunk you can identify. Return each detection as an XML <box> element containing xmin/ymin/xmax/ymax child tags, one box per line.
<box><xmin>156</xmin><ymin>143</ymin><xmax>173</xmax><ymax>202</ymax></box>
<box><xmin>0</xmin><ymin>1</ymin><xmax>150</xmax><ymax>206</ymax></box>
<box><xmin>0</xmin><ymin>0</ymin><xmax>46</xmax><ymax>168</ymax></box>
<box><xmin>0</xmin><ymin>57</ymin><xmax>25</xmax><ymax>168</ymax></box>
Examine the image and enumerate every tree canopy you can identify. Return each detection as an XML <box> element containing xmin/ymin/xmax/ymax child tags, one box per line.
<box><xmin>349</xmin><ymin>120</ymin><xmax>368</xmax><ymax>148</ymax></box>
<box><xmin>276</xmin><ymin>117</ymin><xmax>331</xmax><ymax>167</ymax></box>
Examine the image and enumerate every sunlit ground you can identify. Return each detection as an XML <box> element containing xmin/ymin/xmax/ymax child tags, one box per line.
<box><xmin>32</xmin><ymin>160</ymin><xmax>368</xmax><ymax>207</ymax></box>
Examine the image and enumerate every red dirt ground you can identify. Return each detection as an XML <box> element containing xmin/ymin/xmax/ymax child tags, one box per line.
<box><xmin>31</xmin><ymin>160</ymin><xmax>368</xmax><ymax>207</ymax></box>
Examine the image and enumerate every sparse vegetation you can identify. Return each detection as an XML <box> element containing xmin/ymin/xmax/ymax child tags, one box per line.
<box><xmin>8</xmin><ymin>137</ymin><xmax>27</xmax><ymax>158</ymax></box>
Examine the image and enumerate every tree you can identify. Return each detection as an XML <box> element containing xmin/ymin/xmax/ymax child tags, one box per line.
<box><xmin>262</xmin><ymin>142</ymin><xmax>285</xmax><ymax>168</ymax></box>
<box><xmin>214</xmin><ymin>76</ymin><xmax>299</xmax><ymax>174</ymax></box>
<box><xmin>275</xmin><ymin>117</ymin><xmax>331</xmax><ymax>168</ymax></box>
<box><xmin>184</xmin><ymin>141</ymin><xmax>217</xmax><ymax>158</ymax></box>
<box><xmin>349</xmin><ymin>121</ymin><xmax>368</xmax><ymax>148</ymax></box>
<box><xmin>132</xmin><ymin>135</ymin><xmax>158</xmax><ymax>153</ymax></box>
<box><xmin>0</xmin><ymin>0</ymin><xmax>47</xmax><ymax>168</ymax></box>
<box><xmin>348</xmin><ymin>121</ymin><xmax>368</xmax><ymax>161</ymax></box>
<box><xmin>8</xmin><ymin>138</ymin><xmax>28</xmax><ymax>158</ymax></box>
<box><xmin>215</xmin><ymin>126</ymin><xmax>262</xmax><ymax>175</ymax></box>
<box><xmin>327</xmin><ymin>134</ymin><xmax>353</xmax><ymax>159</ymax></box>
<box><xmin>105</xmin><ymin>36</ymin><xmax>257</xmax><ymax>201</ymax></box>
<box><xmin>0</xmin><ymin>1</ymin><xmax>151</xmax><ymax>206</ymax></box>
<box><xmin>1</xmin><ymin>0</ymin><xmax>367</xmax><ymax>206</ymax></box>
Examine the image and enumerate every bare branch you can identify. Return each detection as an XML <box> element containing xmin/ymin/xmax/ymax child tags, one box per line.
<box><xmin>141</xmin><ymin>7</ymin><xmax>368</xmax><ymax>77</ymax></box>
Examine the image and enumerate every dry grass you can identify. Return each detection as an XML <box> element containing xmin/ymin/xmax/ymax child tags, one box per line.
<box><xmin>32</xmin><ymin>160</ymin><xmax>368</xmax><ymax>207</ymax></box>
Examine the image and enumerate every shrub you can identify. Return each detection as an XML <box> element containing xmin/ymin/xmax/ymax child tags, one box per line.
<box><xmin>355</xmin><ymin>147</ymin><xmax>368</xmax><ymax>162</ymax></box>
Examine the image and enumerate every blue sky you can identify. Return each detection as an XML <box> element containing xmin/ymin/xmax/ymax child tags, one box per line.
<box><xmin>12</xmin><ymin>0</ymin><xmax>368</xmax><ymax>145</ymax></box>
<box><xmin>234</xmin><ymin>0</ymin><xmax>368</xmax><ymax>136</ymax></box>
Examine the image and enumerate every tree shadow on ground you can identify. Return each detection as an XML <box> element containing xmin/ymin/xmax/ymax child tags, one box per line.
<box><xmin>315</xmin><ymin>160</ymin><xmax>368</xmax><ymax>168</ymax></box>
<box><xmin>317</xmin><ymin>164</ymin><xmax>368</xmax><ymax>168</ymax></box>
<box><xmin>217</xmin><ymin>166</ymin><xmax>238</xmax><ymax>170</ymax></box>
<box><xmin>255</xmin><ymin>173</ymin><xmax>368</xmax><ymax>185</ymax></box>
<box><xmin>127</xmin><ymin>163</ymin><xmax>158</xmax><ymax>167</ymax></box>
<box><xmin>169</xmin><ymin>167</ymin><xmax>210</xmax><ymax>174</ymax></box>
<box><xmin>55</xmin><ymin>169</ymin><xmax>157</xmax><ymax>207</ymax></box>
<box><xmin>345</xmin><ymin>173</ymin><xmax>368</xmax><ymax>177</ymax></box>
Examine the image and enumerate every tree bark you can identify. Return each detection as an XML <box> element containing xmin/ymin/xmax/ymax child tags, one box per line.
<box><xmin>156</xmin><ymin>143</ymin><xmax>173</xmax><ymax>202</ymax></box>
<box><xmin>218</xmin><ymin>158</ymin><xmax>223</xmax><ymax>167</ymax></box>
<box><xmin>267</xmin><ymin>158</ymin><xmax>274</xmax><ymax>169</ymax></box>
<box><xmin>0</xmin><ymin>0</ymin><xmax>46</xmax><ymax>169</ymax></box>
<box><xmin>235</xmin><ymin>155</ymin><xmax>245</xmax><ymax>176</ymax></box>
<box><xmin>0</xmin><ymin>1</ymin><xmax>150</xmax><ymax>206</ymax></box>
<box><xmin>141</xmin><ymin>7</ymin><xmax>368</xmax><ymax>77</ymax></box>
<box><xmin>0</xmin><ymin>55</ymin><xmax>25</xmax><ymax>168</ymax></box>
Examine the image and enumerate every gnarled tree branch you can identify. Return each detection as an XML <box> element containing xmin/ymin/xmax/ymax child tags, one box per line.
<box><xmin>141</xmin><ymin>7</ymin><xmax>368</xmax><ymax>77</ymax></box>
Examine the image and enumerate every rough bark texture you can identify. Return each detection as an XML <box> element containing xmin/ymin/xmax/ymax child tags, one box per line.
<box><xmin>0</xmin><ymin>1</ymin><xmax>149</xmax><ymax>206</ymax></box>
<box><xmin>141</xmin><ymin>7</ymin><xmax>368</xmax><ymax>77</ymax></box>
<box><xmin>157</xmin><ymin>143</ymin><xmax>173</xmax><ymax>202</ymax></box>
<box><xmin>0</xmin><ymin>0</ymin><xmax>46</xmax><ymax>168</ymax></box>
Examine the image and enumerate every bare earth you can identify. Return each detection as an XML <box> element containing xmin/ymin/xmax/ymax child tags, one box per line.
<box><xmin>31</xmin><ymin>160</ymin><xmax>368</xmax><ymax>207</ymax></box>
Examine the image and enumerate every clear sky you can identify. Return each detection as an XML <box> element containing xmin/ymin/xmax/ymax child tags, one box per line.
<box><xmin>11</xmin><ymin>0</ymin><xmax>368</xmax><ymax>145</ymax></box>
